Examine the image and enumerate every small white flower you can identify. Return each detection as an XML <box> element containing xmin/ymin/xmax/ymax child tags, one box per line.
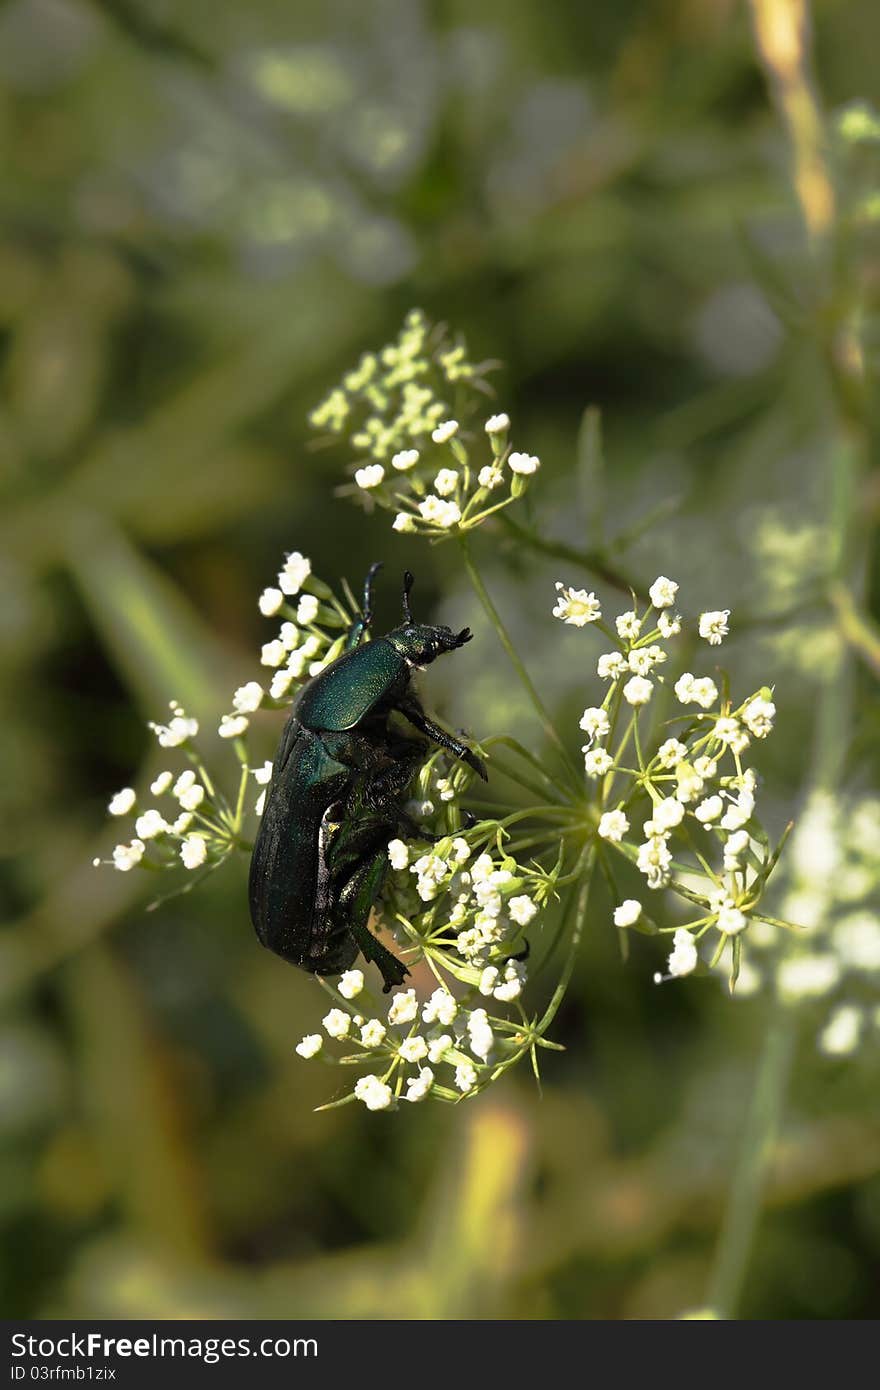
<box><xmin>150</xmin><ymin>771</ymin><xmax>173</xmax><ymax>796</ymax></box>
<box><xmin>637</xmin><ymin>836</ymin><xmax>673</xmax><ymax>888</ymax></box>
<box><xmin>584</xmin><ymin>747</ymin><xmax>614</xmax><ymax>778</ymax></box>
<box><xmin>427</xmin><ymin>1034</ymin><xmax>453</xmax><ymax>1063</ymax></box>
<box><xmin>355</xmin><ymin>463</ymin><xmax>385</xmax><ymax>490</ymax></box>
<box><xmin>135</xmin><ymin>809</ymin><xmax>167</xmax><ymax>840</ymax></box>
<box><xmin>259</xmin><ymin>587</ymin><xmax>284</xmax><ymax>616</ymax></box>
<box><xmin>354</xmin><ymin>1075</ymin><xmax>393</xmax><ymax>1111</ymax></box>
<box><xmin>657</xmin><ymin>738</ymin><xmax>689</xmax><ymax>769</ymax></box>
<box><xmin>405</xmin><ymin>1068</ymin><xmax>435</xmax><ymax>1102</ymax></box>
<box><xmin>508</xmin><ymin>451</ymin><xmax>540</xmax><ymax>475</ymax></box>
<box><xmin>493</xmin><ymin>959</ymin><xmax>526</xmax><ymax>1002</ymax></box>
<box><xmin>741</xmin><ymin>696</ymin><xmax>776</xmax><ymax>739</ymax></box>
<box><xmin>233</xmin><ymin>682</ymin><xmax>264</xmax><ymax>714</ymax></box>
<box><xmin>597</xmin><ymin>651</ymin><xmax>627</xmax><ymax>680</ymax></box>
<box><xmin>649</xmin><ymin>576</ymin><xmax>679</xmax><ymax>609</ymax></box>
<box><xmin>387</xmin><ymin>838</ymin><xmax>410</xmax><ymax>871</ymax></box>
<box><xmin>253</xmin><ymin>761</ymin><xmax>273</xmax><ymax>786</ymax></box>
<box><xmin>432</xmin><ymin>419</ymin><xmax>459</xmax><ymax>444</ymax></box>
<box><xmin>295</xmin><ymin>1034</ymin><xmax>323</xmax><ymax>1059</ymax></box>
<box><xmin>724</xmin><ymin>829</ymin><xmax>751</xmax><ymax>869</ymax></box>
<box><xmin>108</xmin><ymin>788</ymin><xmax>136</xmax><ymax>817</ymax></box>
<box><xmin>434</xmin><ymin>468</ymin><xmax>459</xmax><ymax>496</ymax></box>
<box><xmin>338</xmin><ymin>969</ymin><xmax>364</xmax><ymax>1000</ymax></box>
<box><xmin>615</xmin><ymin>611</ymin><xmax>642</xmax><ymax>642</ymax></box>
<box><xmin>422</xmin><ymin>989</ymin><xmax>458</xmax><ymax>1027</ymax></box>
<box><xmin>598</xmin><ymin>810</ymin><xmax>629</xmax><ymax>842</ymax></box>
<box><xmin>322</xmin><ymin>1009</ymin><xmax>351</xmax><ymax>1039</ymax></box>
<box><xmin>658</xmin><ymin>612</ymin><xmax>682</xmax><ymax>638</ymax></box>
<box><xmin>278</xmin><ymin>551</ymin><xmax>311</xmax><ymax>596</ymax></box>
<box><xmin>178</xmin><ymin>783</ymin><xmax>205</xmax><ymax>812</ymax></box>
<box><xmin>667</xmin><ymin>928</ymin><xmax>698</xmax><ymax>977</ymax></box>
<box><xmin>418</xmin><ymin>495</ymin><xmax>461</xmax><ymax>529</ymax></box>
<box><xmin>614</xmin><ymin>899</ymin><xmax>642</xmax><ymax>927</ymax></box>
<box><xmin>484</xmin><ymin>413</ymin><xmax>510</xmax><ymax>434</ymax></box>
<box><xmin>388</xmin><ymin>989</ymin><xmax>419</xmax><ymax>1026</ymax></box>
<box><xmin>254</xmin><ymin>790</ymin><xmax>266</xmax><ymax>817</ymax></box>
<box><xmin>628</xmin><ymin>648</ymin><xmax>659</xmax><ymax>676</ymax></box>
<box><xmin>467</xmin><ymin>1009</ymin><xmax>494</xmax><ymax>1061</ymax></box>
<box><xmin>454</xmin><ymin>1061</ymin><xmax>477</xmax><ymax>1093</ymax></box>
<box><xmin>509</xmin><ymin>894</ymin><xmax>538</xmax><ymax>926</ymax></box>
<box><xmin>712</xmin><ymin>717</ymin><xmax>749</xmax><ymax>755</ymax></box>
<box><xmin>399</xmin><ymin>1036</ymin><xmax>428</xmax><ymax>1064</ymax></box>
<box><xmin>478</xmin><ymin>966</ymin><xmax>500</xmax><ymax>997</ymax></box>
<box><xmin>393</xmin><ymin>512</ymin><xmax>415</xmax><ymax>532</ymax></box>
<box><xmin>693</xmin><ymin>756</ymin><xmax>717</xmax><ymax>778</ymax></box>
<box><xmin>392</xmin><ymin>449</ymin><xmax>419</xmax><ymax>470</ymax></box>
<box><xmin>553</xmin><ymin>583</ymin><xmax>601</xmax><ymax>627</ymax></box>
<box><xmin>477</xmin><ymin>463</ymin><xmax>503</xmax><ymax>489</ymax></box>
<box><xmin>269</xmin><ymin>668</ymin><xmax>295</xmax><ymax>700</ymax></box>
<box><xmin>674</xmin><ymin>673</ymin><xmax>718</xmax><ymax>710</ymax></box>
<box><xmin>112</xmin><ymin>839</ymin><xmax>145</xmax><ymax>872</ymax></box>
<box><xmin>623</xmin><ymin>675</ymin><xmax>653</xmax><ymax>707</ymax></box>
<box><xmin>652</xmin><ymin>797</ymin><xmax>685</xmax><ymax>832</ymax></box>
<box><xmin>360</xmin><ymin>1019</ymin><xmax>387</xmax><ymax>1048</ymax></box>
<box><xmin>715</xmin><ymin>899</ymin><xmax>747</xmax><ymax>935</ymax></box>
<box><xmin>675</xmin><ymin>762</ymin><xmax>705</xmax><ymax>804</ymax></box>
<box><xmin>819</xmin><ymin>1006</ymin><xmax>862</xmax><ymax>1056</ymax></box>
<box><xmin>579</xmin><ymin>706</ymin><xmax>610</xmax><ymax>740</ymax></box>
<box><xmin>296</xmin><ymin>594</ymin><xmax>319</xmax><ymax>625</ymax></box>
<box><xmin>218</xmin><ymin>714</ymin><xmax>249</xmax><ymax>739</ymax></box>
<box><xmin>699</xmin><ymin>610</ymin><xmax>730</xmax><ymax>646</ymax></box>
<box><xmin>451</xmin><ymin>837</ymin><xmax>470</xmax><ymax>864</ymax></box>
<box><xmin>172</xmin><ymin>812</ymin><xmax>193</xmax><ymax>834</ymax></box>
<box><xmin>180</xmin><ymin>834</ymin><xmax>207</xmax><ymax>870</ymax></box>
<box><xmin>695</xmin><ymin>795</ymin><xmax>724</xmax><ymax>824</ymax></box>
<box><xmin>261</xmin><ymin>639</ymin><xmax>287</xmax><ymax>668</ymax></box>
<box><xmin>149</xmin><ymin>712</ymin><xmax>199</xmax><ymax>748</ymax></box>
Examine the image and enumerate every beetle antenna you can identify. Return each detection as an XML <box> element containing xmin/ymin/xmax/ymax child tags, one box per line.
<box><xmin>402</xmin><ymin>570</ymin><xmax>415</xmax><ymax>624</ymax></box>
<box><xmin>362</xmin><ymin>561</ymin><xmax>382</xmax><ymax>626</ymax></box>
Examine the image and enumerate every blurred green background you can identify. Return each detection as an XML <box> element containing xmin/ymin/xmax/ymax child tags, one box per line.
<box><xmin>1</xmin><ymin>0</ymin><xmax>878</xmax><ymax>1320</ymax></box>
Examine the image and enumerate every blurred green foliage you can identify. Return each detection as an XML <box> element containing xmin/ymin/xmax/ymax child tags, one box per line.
<box><xmin>1</xmin><ymin>0</ymin><xmax>878</xmax><ymax>1319</ymax></box>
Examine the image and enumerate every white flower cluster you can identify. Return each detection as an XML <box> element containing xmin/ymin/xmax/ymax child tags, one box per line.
<box><xmin>721</xmin><ymin>792</ymin><xmax>880</xmax><ymax>1056</ymax></box>
<box><xmin>96</xmin><ymin>711</ymin><xmax>238</xmax><ymax>878</ymax></box>
<box><xmin>309</xmin><ymin>311</ymin><xmax>540</xmax><ymax>536</ymax></box>
<box><xmin>292</xmin><ymin>760</ymin><xmax>552</xmax><ymax>1109</ymax></box>
<box><xmin>295</xmin><ymin>962</ymin><xmax>534</xmax><ymax>1111</ymax></box>
<box><xmin>553</xmin><ymin>574</ymin><xmax>787</xmax><ymax>987</ymax></box>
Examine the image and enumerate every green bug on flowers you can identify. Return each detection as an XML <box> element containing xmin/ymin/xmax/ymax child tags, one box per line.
<box><xmin>248</xmin><ymin>564</ymin><xmax>487</xmax><ymax>991</ymax></box>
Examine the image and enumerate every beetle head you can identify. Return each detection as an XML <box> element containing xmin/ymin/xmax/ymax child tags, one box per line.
<box><xmin>386</xmin><ymin>570</ymin><xmax>473</xmax><ymax>667</ymax></box>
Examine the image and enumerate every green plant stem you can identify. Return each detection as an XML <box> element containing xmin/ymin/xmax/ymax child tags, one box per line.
<box><xmin>535</xmin><ymin>851</ymin><xmax>593</xmax><ymax>1035</ymax></box>
<box><xmin>705</xmin><ymin>1009</ymin><xmax>797</xmax><ymax>1317</ymax></box>
<box><xmin>458</xmin><ymin>534</ymin><xmax>582</xmax><ymax>792</ymax></box>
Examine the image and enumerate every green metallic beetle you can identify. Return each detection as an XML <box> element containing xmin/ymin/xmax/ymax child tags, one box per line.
<box><xmin>248</xmin><ymin>565</ymin><xmax>486</xmax><ymax>991</ymax></box>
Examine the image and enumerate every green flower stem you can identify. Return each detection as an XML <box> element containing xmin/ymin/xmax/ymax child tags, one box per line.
<box><xmin>705</xmin><ymin>1008</ymin><xmax>797</xmax><ymax>1317</ymax></box>
<box><xmin>458</xmin><ymin>533</ymin><xmax>582</xmax><ymax>793</ymax></box>
<box><xmin>535</xmin><ymin>849</ymin><xmax>593</xmax><ymax>1037</ymax></box>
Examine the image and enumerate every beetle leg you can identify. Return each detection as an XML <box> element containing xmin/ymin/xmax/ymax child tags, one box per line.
<box><xmin>362</xmin><ymin>741</ymin><xmax>426</xmax><ymax>812</ymax></box>
<box><xmin>396</xmin><ymin>694</ymin><xmax>488</xmax><ymax>781</ymax></box>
